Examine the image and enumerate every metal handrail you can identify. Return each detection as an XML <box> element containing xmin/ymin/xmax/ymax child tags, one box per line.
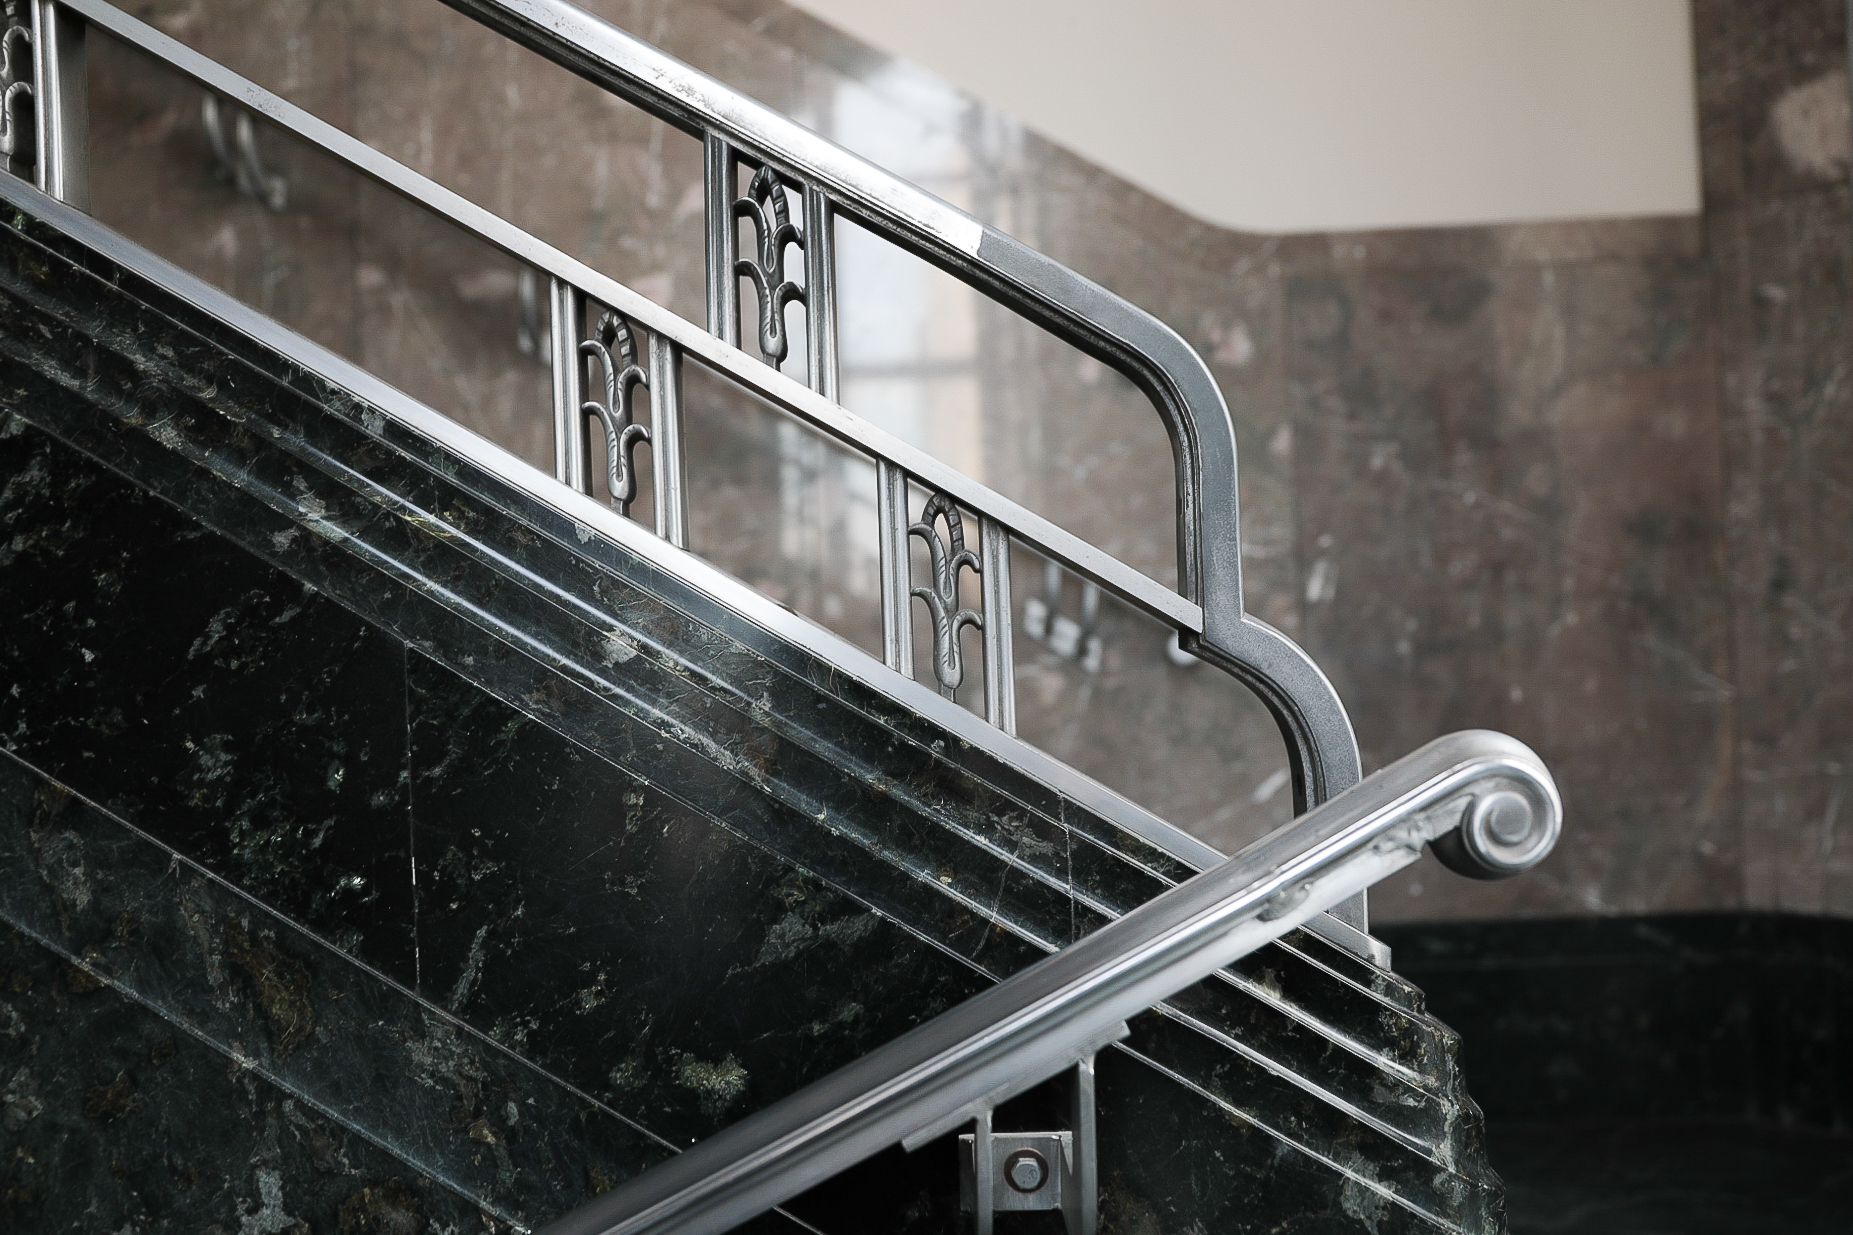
<box><xmin>537</xmin><ymin>729</ymin><xmax>1560</xmax><ymax>1235</ymax></box>
<box><xmin>432</xmin><ymin>0</ymin><xmax>1362</xmax><ymax>821</ymax></box>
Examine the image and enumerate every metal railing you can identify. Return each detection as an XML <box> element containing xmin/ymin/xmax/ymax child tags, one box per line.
<box><xmin>2</xmin><ymin>3</ymin><xmax>1568</xmax><ymax>1231</ymax></box>
<box><xmin>23</xmin><ymin>0</ymin><xmax>1381</xmax><ymax>942</ymax></box>
<box><xmin>537</xmin><ymin>729</ymin><xmax>1560</xmax><ymax>1235</ymax></box>
<box><xmin>433</xmin><ymin>0</ymin><xmax>1363</xmax><ymax>824</ymax></box>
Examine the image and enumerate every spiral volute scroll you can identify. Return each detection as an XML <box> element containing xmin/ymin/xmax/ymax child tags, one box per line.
<box><xmin>1429</xmin><ymin>771</ymin><xmax>1561</xmax><ymax>881</ymax></box>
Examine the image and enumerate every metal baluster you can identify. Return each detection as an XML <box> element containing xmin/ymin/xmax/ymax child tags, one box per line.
<box><xmin>31</xmin><ymin>0</ymin><xmax>84</xmax><ymax>209</ymax></box>
<box><xmin>980</xmin><ymin>517</ymin><xmax>1015</xmax><ymax>734</ymax></box>
<box><xmin>649</xmin><ymin>332</ymin><xmax>689</xmax><ymax>548</ymax></box>
<box><xmin>704</xmin><ymin>133</ymin><xmax>738</xmax><ymax>346</ymax></box>
<box><xmin>549</xmin><ymin>276</ymin><xmax>587</xmax><ymax>491</ymax></box>
<box><xmin>968</xmin><ymin>1108</ymin><xmax>995</xmax><ymax>1235</ymax></box>
<box><xmin>802</xmin><ymin>185</ymin><xmax>836</xmax><ymax>399</ymax></box>
<box><xmin>1063</xmin><ymin>1058</ymin><xmax>1099</xmax><ymax>1235</ymax></box>
<box><xmin>877</xmin><ymin>463</ymin><xmax>913</xmax><ymax>677</ymax></box>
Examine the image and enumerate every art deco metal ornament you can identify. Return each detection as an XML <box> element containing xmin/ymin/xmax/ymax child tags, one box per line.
<box><xmin>580</xmin><ymin>310</ymin><xmax>652</xmax><ymax>515</ymax></box>
<box><xmin>0</xmin><ymin>4</ymin><xmax>32</xmax><ymax>178</ymax></box>
<box><xmin>733</xmin><ymin>163</ymin><xmax>805</xmax><ymax>366</ymax></box>
<box><xmin>910</xmin><ymin>492</ymin><xmax>983</xmax><ymax>696</ymax></box>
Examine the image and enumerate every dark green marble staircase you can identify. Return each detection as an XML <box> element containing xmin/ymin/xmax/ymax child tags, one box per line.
<box><xmin>0</xmin><ymin>184</ymin><xmax>1503</xmax><ymax>1232</ymax></box>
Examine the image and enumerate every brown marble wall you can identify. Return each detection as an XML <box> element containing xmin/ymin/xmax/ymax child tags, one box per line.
<box><xmin>85</xmin><ymin>0</ymin><xmax>1852</xmax><ymax>923</ymax></box>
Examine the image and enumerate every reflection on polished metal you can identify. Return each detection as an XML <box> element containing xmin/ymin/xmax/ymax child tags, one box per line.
<box><xmin>549</xmin><ymin>276</ymin><xmax>587</xmax><ymax>492</ymax></box>
<box><xmin>1026</xmin><ymin>561</ymin><xmax>1104</xmax><ymax>673</ymax></box>
<box><xmin>800</xmin><ymin>184</ymin><xmax>837</xmax><ymax>398</ymax></box>
<box><xmin>703</xmin><ymin>134</ymin><xmax>739</xmax><ymax>346</ymax></box>
<box><xmin>31</xmin><ymin>0</ymin><xmax>84</xmax><ymax>209</ymax></box>
<box><xmin>580</xmin><ymin>310</ymin><xmax>652</xmax><ymax>516</ymax></box>
<box><xmin>876</xmin><ymin>461</ymin><xmax>914</xmax><ymax>676</ymax></box>
<box><xmin>646</xmin><ymin>332</ymin><xmax>689</xmax><ymax>547</ymax></box>
<box><xmin>202</xmin><ymin>94</ymin><xmax>286</xmax><ymax>211</ymax></box>
<box><xmin>0</xmin><ymin>6</ymin><xmax>33</xmax><ymax>180</ymax></box>
<box><xmin>516</xmin><ymin>266</ymin><xmax>543</xmax><ymax>359</ymax></box>
<box><xmin>909</xmin><ymin>492</ymin><xmax>983</xmax><ymax>698</ymax></box>
<box><xmin>536</xmin><ymin>731</ymin><xmax>1561</xmax><ymax>1235</ymax></box>
<box><xmin>733</xmin><ymin>163</ymin><xmax>806</xmax><ymax>368</ymax></box>
<box><xmin>979</xmin><ymin>517</ymin><xmax>1015</xmax><ymax>733</ymax></box>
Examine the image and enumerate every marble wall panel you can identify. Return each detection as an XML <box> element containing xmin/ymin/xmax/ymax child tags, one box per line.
<box><xmin>0</xmin><ymin>419</ymin><xmax>419</xmax><ymax>984</ymax></box>
<box><xmin>1711</xmin><ymin>0</ymin><xmax>1853</xmax><ymax>918</ymax></box>
<box><xmin>403</xmin><ymin>649</ymin><xmax>989</xmax><ymax>1148</ymax></box>
<box><xmin>0</xmin><ymin>927</ymin><xmax>495</xmax><ymax>1233</ymax></box>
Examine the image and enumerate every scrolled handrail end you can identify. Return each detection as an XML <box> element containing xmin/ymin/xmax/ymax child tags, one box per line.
<box><xmin>1426</xmin><ymin>748</ymin><xmax>1562</xmax><ymax>881</ymax></box>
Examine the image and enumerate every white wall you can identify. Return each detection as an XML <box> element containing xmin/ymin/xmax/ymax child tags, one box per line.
<box><xmin>783</xmin><ymin>0</ymin><xmax>1701</xmax><ymax>234</ymax></box>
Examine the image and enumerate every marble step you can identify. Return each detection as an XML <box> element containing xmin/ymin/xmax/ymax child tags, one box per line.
<box><xmin>0</xmin><ymin>189</ymin><xmax>1501</xmax><ymax>1233</ymax></box>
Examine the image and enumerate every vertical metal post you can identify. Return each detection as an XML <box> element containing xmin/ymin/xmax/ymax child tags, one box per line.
<box><xmin>704</xmin><ymin>133</ymin><xmax>738</xmax><ymax>346</ymax></box>
<box><xmin>31</xmin><ymin>0</ymin><xmax>86</xmax><ymax>209</ymax></box>
<box><xmin>649</xmin><ymin>332</ymin><xmax>689</xmax><ymax>549</ymax></box>
<box><xmin>877</xmin><ymin>463</ymin><xmax>913</xmax><ymax>677</ymax></box>
<box><xmin>1062</xmin><ymin>1057</ymin><xmax>1099</xmax><ymax>1235</ymax></box>
<box><xmin>549</xmin><ymin>276</ymin><xmax>587</xmax><ymax>492</ymax></box>
<box><xmin>969</xmin><ymin>1108</ymin><xmax>994</xmax><ymax>1235</ymax></box>
<box><xmin>802</xmin><ymin>185</ymin><xmax>837</xmax><ymax>399</ymax></box>
<box><xmin>979</xmin><ymin>517</ymin><xmax>1015</xmax><ymax>734</ymax></box>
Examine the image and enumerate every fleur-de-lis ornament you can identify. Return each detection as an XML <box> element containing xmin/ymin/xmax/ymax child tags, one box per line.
<box><xmin>0</xmin><ymin>9</ymin><xmax>34</xmax><ymax>179</ymax></box>
<box><xmin>733</xmin><ymin>165</ymin><xmax>806</xmax><ymax>367</ymax></box>
<box><xmin>909</xmin><ymin>493</ymin><xmax>983</xmax><ymax>696</ymax></box>
<box><xmin>580</xmin><ymin>311</ymin><xmax>651</xmax><ymax>516</ymax></box>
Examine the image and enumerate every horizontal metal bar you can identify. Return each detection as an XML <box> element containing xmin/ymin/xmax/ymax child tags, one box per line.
<box><xmin>60</xmin><ymin>0</ymin><xmax>1198</xmax><ymax>635</ymax></box>
<box><xmin>537</xmin><ymin>730</ymin><xmax>1561</xmax><ymax>1235</ymax></box>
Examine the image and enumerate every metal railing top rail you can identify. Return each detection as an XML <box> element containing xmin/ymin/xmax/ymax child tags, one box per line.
<box><xmin>56</xmin><ymin>0</ymin><xmax>1194</xmax><ymax>634</ymax></box>
<box><xmin>428</xmin><ymin>0</ymin><xmax>1366</xmax><ymax>813</ymax></box>
<box><xmin>536</xmin><ymin>729</ymin><xmax>1562</xmax><ymax>1235</ymax></box>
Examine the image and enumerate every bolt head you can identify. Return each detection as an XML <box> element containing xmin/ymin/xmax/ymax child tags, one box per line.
<box><xmin>1004</xmin><ymin>1148</ymin><xmax>1048</xmax><ymax>1193</ymax></box>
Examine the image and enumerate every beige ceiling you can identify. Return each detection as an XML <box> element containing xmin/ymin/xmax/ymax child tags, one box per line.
<box><xmin>784</xmin><ymin>0</ymin><xmax>1701</xmax><ymax>234</ymax></box>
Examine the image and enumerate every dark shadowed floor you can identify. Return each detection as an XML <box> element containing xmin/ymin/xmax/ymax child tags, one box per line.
<box><xmin>1493</xmin><ymin>1120</ymin><xmax>1853</xmax><ymax>1235</ymax></box>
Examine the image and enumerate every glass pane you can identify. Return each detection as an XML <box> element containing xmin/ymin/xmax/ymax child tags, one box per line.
<box><xmin>681</xmin><ymin>363</ymin><xmax>883</xmax><ymax>659</ymax></box>
<box><xmin>86</xmin><ymin>29</ymin><xmax>554</xmax><ymax>472</ymax></box>
<box><xmin>1010</xmin><ymin>546</ymin><xmax>1293</xmax><ymax>855</ymax></box>
<box><xmin>834</xmin><ymin>214</ymin><xmax>1181</xmax><ymax>593</ymax></box>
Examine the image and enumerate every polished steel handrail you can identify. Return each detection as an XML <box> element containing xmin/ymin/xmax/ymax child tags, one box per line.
<box><xmin>536</xmin><ymin>730</ymin><xmax>1561</xmax><ymax>1235</ymax></box>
